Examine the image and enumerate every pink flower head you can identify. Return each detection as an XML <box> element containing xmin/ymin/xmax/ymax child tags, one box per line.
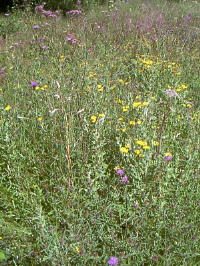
<box><xmin>35</xmin><ymin>5</ymin><xmax>44</xmax><ymax>12</ymax></box>
<box><xmin>121</xmin><ymin>175</ymin><xmax>129</xmax><ymax>184</ymax></box>
<box><xmin>165</xmin><ymin>90</ymin><xmax>178</xmax><ymax>98</ymax></box>
<box><xmin>66</xmin><ymin>10</ymin><xmax>82</xmax><ymax>16</ymax></box>
<box><xmin>115</xmin><ymin>169</ymin><xmax>125</xmax><ymax>175</ymax></box>
<box><xmin>31</xmin><ymin>82</ymin><xmax>38</xmax><ymax>87</ymax></box>
<box><xmin>32</xmin><ymin>25</ymin><xmax>40</xmax><ymax>29</ymax></box>
<box><xmin>164</xmin><ymin>155</ymin><xmax>173</xmax><ymax>161</ymax></box>
<box><xmin>164</xmin><ymin>153</ymin><xmax>173</xmax><ymax>161</ymax></box>
<box><xmin>108</xmin><ymin>257</ymin><xmax>118</xmax><ymax>265</ymax></box>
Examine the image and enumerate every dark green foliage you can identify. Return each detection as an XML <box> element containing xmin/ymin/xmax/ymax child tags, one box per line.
<box><xmin>11</xmin><ymin>0</ymin><xmax>109</xmax><ymax>11</ymax></box>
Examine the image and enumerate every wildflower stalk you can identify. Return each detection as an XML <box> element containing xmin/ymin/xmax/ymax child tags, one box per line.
<box><xmin>56</xmin><ymin>82</ymin><xmax>73</xmax><ymax>187</ymax></box>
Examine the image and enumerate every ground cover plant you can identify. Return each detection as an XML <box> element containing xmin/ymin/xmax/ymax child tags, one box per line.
<box><xmin>0</xmin><ymin>0</ymin><xmax>200</xmax><ymax>264</ymax></box>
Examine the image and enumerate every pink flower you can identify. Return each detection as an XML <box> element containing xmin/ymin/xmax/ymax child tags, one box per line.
<box><xmin>108</xmin><ymin>257</ymin><xmax>118</xmax><ymax>265</ymax></box>
<box><xmin>121</xmin><ymin>175</ymin><xmax>129</xmax><ymax>184</ymax></box>
<box><xmin>165</xmin><ymin>90</ymin><xmax>178</xmax><ymax>98</ymax></box>
<box><xmin>32</xmin><ymin>25</ymin><xmax>41</xmax><ymax>29</ymax></box>
<box><xmin>115</xmin><ymin>169</ymin><xmax>125</xmax><ymax>175</ymax></box>
<box><xmin>31</xmin><ymin>82</ymin><xmax>38</xmax><ymax>87</ymax></box>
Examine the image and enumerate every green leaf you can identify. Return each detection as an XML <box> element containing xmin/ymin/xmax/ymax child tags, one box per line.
<box><xmin>0</xmin><ymin>251</ymin><xmax>6</xmax><ymax>260</ymax></box>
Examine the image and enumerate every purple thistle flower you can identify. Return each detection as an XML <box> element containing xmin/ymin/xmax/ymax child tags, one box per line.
<box><xmin>41</xmin><ymin>45</ymin><xmax>48</xmax><ymax>49</ymax></box>
<box><xmin>31</xmin><ymin>82</ymin><xmax>38</xmax><ymax>87</ymax></box>
<box><xmin>184</xmin><ymin>14</ymin><xmax>192</xmax><ymax>23</ymax></box>
<box><xmin>49</xmin><ymin>14</ymin><xmax>58</xmax><ymax>19</ymax></box>
<box><xmin>108</xmin><ymin>256</ymin><xmax>118</xmax><ymax>265</ymax></box>
<box><xmin>164</xmin><ymin>153</ymin><xmax>173</xmax><ymax>161</ymax></box>
<box><xmin>66</xmin><ymin>10</ymin><xmax>82</xmax><ymax>16</ymax></box>
<box><xmin>115</xmin><ymin>169</ymin><xmax>125</xmax><ymax>175</ymax></box>
<box><xmin>35</xmin><ymin>5</ymin><xmax>44</xmax><ymax>12</ymax></box>
<box><xmin>121</xmin><ymin>175</ymin><xmax>129</xmax><ymax>184</ymax></box>
<box><xmin>133</xmin><ymin>201</ymin><xmax>138</xmax><ymax>208</ymax></box>
<box><xmin>32</xmin><ymin>25</ymin><xmax>41</xmax><ymax>29</ymax></box>
<box><xmin>165</xmin><ymin>90</ymin><xmax>178</xmax><ymax>98</ymax></box>
<box><xmin>164</xmin><ymin>155</ymin><xmax>173</xmax><ymax>161</ymax></box>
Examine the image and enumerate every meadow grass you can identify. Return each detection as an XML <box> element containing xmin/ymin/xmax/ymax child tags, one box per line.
<box><xmin>0</xmin><ymin>0</ymin><xmax>200</xmax><ymax>265</ymax></box>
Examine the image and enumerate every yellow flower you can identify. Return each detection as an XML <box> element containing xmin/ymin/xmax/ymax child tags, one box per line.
<box><xmin>133</xmin><ymin>101</ymin><xmax>142</xmax><ymax>108</ymax></box>
<box><xmin>122</xmin><ymin>105</ymin><xmax>129</xmax><ymax>112</ymax></box>
<box><xmin>97</xmin><ymin>84</ymin><xmax>104</xmax><ymax>92</ymax></box>
<box><xmin>118</xmin><ymin>117</ymin><xmax>124</xmax><ymax>121</ymax></box>
<box><xmin>37</xmin><ymin>117</ymin><xmax>43</xmax><ymax>121</ymax></box>
<box><xmin>142</xmin><ymin>145</ymin><xmax>150</xmax><ymax>150</ymax></box>
<box><xmin>153</xmin><ymin>141</ymin><xmax>160</xmax><ymax>146</ymax></box>
<box><xmin>129</xmin><ymin>120</ymin><xmax>136</xmax><ymax>125</ymax></box>
<box><xmin>5</xmin><ymin>105</ymin><xmax>12</xmax><ymax>111</ymax></box>
<box><xmin>142</xmin><ymin>101</ymin><xmax>149</xmax><ymax>107</ymax></box>
<box><xmin>35</xmin><ymin>86</ymin><xmax>40</xmax><ymax>90</ymax></box>
<box><xmin>164</xmin><ymin>152</ymin><xmax>172</xmax><ymax>157</ymax></box>
<box><xmin>120</xmin><ymin>147</ymin><xmax>129</xmax><ymax>153</ymax></box>
<box><xmin>75</xmin><ymin>246</ymin><xmax>80</xmax><ymax>253</ymax></box>
<box><xmin>140</xmin><ymin>59</ymin><xmax>154</xmax><ymax>65</ymax></box>
<box><xmin>44</xmin><ymin>84</ymin><xmax>48</xmax><ymax>88</ymax></box>
<box><xmin>60</xmin><ymin>55</ymin><xmax>65</xmax><ymax>61</ymax></box>
<box><xmin>115</xmin><ymin>99</ymin><xmax>123</xmax><ymax>104</ymax></box>
<box><xmin>150</xmin><ymin>96</ymin><xmax>156</xmax><ymax>100</ymax></box>
<box><xmin>120</xmin><ymin>128</ymin><xmax>127</xmax><ymax>132</ymax></box>
<box><xmin>88</xmin><ymin>72</ymin><xmax>97</xmax><ymax>78</ymax></box>
<box><xmin>98</xmin><ymin>113</ymin><xmax>105</xmax><ymax>118</ymax></box>
<box><xmin>135</xmin><ymin>140</ymin><xmax>147</xmax><ymax>146</ymax></box>
<box><xmin>136</xmin><ymin>120</ymin><xmax>143</xmax><ymax>125</ymax></box>
<box><xmin>134</xmin><ymin>149</ymin><xmax>141</xmax><ymax>155</ymax></box>
<box><xmin>91</xmin><ymin>115</ymin><xmax>97</xmax><ymax>123</ymax></box>
<box><xmin>118</xmin><ymin>79</ymin><xmax>125</xmax><ymax>85</ymax></box>
<box><xmin>134</xmin><ymin>149</ymin><xmax>143</xmax><ymax>157</ymax></box>
<box><xmin>180</xmin><ymin>84</ymin><xmax>188</xmax><ymax>89</ymax></box>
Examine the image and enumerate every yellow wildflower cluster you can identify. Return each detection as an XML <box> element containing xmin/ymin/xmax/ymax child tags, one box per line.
<box><xmin>176</xmin><ymin>84</ymin><xmax>188</xmax><ymax>92</ymax></box>
<box><xmin>118</xmin><ymin>79</ymin><xmax>129</xmax><ymax>86</ymax></box>
<box><xmin>129</xmin><ymin>120</ymin><xmax>143</xmax><ymax>125</ymax></box>
<box><xmin>87</xmin><ymin>72</ymin><xmax>97</xmax><ymax>79</ymax></box>
<box><xmin>59</xmin><ymin>55</ymin><xmax>65</xmax><ymax>62</ymax></box>
<box><xmin>122</xmin><ymin>105</ymin><xmax>129</xmax><ymax>112</ymax></box>
<box><xmin>35</xmin><ymin>84</ymin><xmax>48</xmax><ymax>90</ymax></box>
<box><xmin>132</xmin><ymin>101</ymin><xmax>149</xmax><ymax>108</ymax></box>
<box><xmin>90</xmin><ymin>113</ymin><xmax>105</xmax><ymax>123</ymax></box>
<box><xmin>135</xmin><ymin>139</ymin><xmax>150</xmax><ymax>150</ymax></box>
<box><xmin>152</xmin><ymin>141</ymin><xmax>160</xmax><ymax>146</ymax></box>
<box><xmin>134</xmin><ymin>149</ymin><xmax>144</xmax><ymax>157</ymax></box>
<box><xmin>5</xmin><ymin>105</ymin><xmax>12</xmax><ymax>111</ymax></box>
<box><xmin>164</xmin><ymin>152</ymin><xmax>172</xmax><ymax>157</ymax></box>
<box><xmin>97</xmin><ymin>84</ymin><xmax>104</xmax><ymax>92</ymax></box>
<box><xmin>182</xmin><ymin>103</ymin><xmax>192</xmax><ymax>108</ymax></box>
<box><xmin>120</xmin><ymin>147</ymin><xmax>129</xmax><ymax>153</ymax></box>
<box><xmin>115</xmin><ymin>99</ymin><xmax>124</xmax><ymax>104</ymax></box>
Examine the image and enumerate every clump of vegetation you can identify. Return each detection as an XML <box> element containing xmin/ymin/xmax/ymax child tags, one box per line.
<box><xmin>0</xmin><ymin>0</ymin><xmax>199</xmax><ymax>265</ymax></box>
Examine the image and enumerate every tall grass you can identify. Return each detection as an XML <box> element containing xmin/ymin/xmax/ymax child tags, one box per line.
<box><xmin>0</xmin><ymin>0</ymin><xmax>200</xmax><ymax>264</ymax></box>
